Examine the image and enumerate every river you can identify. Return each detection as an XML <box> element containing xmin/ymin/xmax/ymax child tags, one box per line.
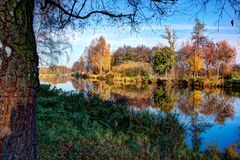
<box><xmin>40</xmin><ymin>76</ymin><xmax>240</xmax><ymax>151</ymax></box>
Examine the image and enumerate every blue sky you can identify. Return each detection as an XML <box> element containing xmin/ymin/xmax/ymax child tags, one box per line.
<box><xmin>56</xmin><ymin>0</ymin><xmax>240</xmax><ymax>67</ymax></box>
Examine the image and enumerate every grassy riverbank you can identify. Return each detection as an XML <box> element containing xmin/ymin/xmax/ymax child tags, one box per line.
<box><xmin>37</xmin><ymin>85</ymin><xmax>238</xmax><ymax>159</ymax></box>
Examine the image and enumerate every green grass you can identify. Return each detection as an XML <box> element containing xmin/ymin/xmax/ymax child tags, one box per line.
<box><xmin>36</xmin><ymin>84</ymin><xmax>235</xmax><ymax>159</ymax></box>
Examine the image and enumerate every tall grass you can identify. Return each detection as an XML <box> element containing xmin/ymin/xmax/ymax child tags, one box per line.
<box><xmin>111</xmin><ymin>61</ymin><xmax>153</xmax><ymax>77</ymax></box>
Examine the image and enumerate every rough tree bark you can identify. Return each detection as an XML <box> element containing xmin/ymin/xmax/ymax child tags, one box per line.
<box><xmin>0</xmin><ymin>0</ymin><xmax>38</xmax><ymax>159</ymax></box>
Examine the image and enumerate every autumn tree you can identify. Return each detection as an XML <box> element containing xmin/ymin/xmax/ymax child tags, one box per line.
<box><xmin>111</xmin><ymin>47</ymin><xmax>125</xmax><ymax>66</ymax></box>
<box><xmin>177</xmin><ymin>42</ymin><xmax>194</xmax><ymax>79</ymax></box>
<box><xmin>72</xmin><ymin>62</ymin><xmax>81</xmax><ymax>72</ymax></box>
<box><xmin>202</xmin><ymin>41</ymin><xmax>216</xmax><ymax>78</ymax></box>
<box><xmin>72</xmin><ymin>57</ymin><xmax>86</xmax><ymax>73</ymax></box>
<box><xmin>177</xmin><ymin>43</ymin><xmax>202</xmax><ymax>80</ymax></box>
<box><xmin>87</xmin><ymin>36</ymin><xmax>111</xmax><ymax>74</ymax></box>
<box><xmin>112</xmin><ymin>45</ymin><xmax>151</xmax><ymax>66</ymax></box>
<box><xmin>78</xmin><ymin>57</ymin><xmax>86</xmax><ymax>73</ymax></box>
<box><xmin>135</xmin><ymin>45</ymin><xmax>152</xmax><ymax>62</ymax></box>
<box><xmin>190</xmin><ymin>53</ymin><xmax>202</xmax><ymax>77</ymax></box>
<box><xmin>191</xmin><ymin>19</ymin><xmax>207</xmax><ymax>79</ymax></box>
<box><xmin>215</xmin><ymin>41</ymin><xmax>237</xmax><ymax>79</ymax></box>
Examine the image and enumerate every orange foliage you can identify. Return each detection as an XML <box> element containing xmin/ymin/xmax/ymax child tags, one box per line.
<box><xmin>87</xmin><ymin>36</ymin><xmax>111</xmax><ymax>74</ymax></box>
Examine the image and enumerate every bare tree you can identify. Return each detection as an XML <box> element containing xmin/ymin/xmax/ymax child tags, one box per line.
<box><xmin>185</xmin><ymin>0</ymin><xmax>240</xmax><ymax>27</ymax></box>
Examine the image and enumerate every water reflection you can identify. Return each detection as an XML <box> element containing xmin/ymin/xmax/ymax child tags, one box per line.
<box><xmin>154</xmin><ymin>87</ymin><xmax>177</xmax><ymax>112</ymax></box>
<box><xmin>41</xmin><ymin>76</ymin><xmax>238</xmax><ymax>124</ymax></box>
<box><xmin>40</xmin><ymin>75</ymin><xmax>240</xmax><ymax>150</ymax></box>
<box><xmin>177</xmin><ymin>89</ymin><xmax>235</xmax><ymax>125</ymax></box>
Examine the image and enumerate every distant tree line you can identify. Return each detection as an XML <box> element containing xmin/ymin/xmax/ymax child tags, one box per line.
<box><xmin>72</xmin><ymin>19</ymin><xmax>238</xmax><ymax>80</ymax></box>
<box><xmin>111</xmin><ymin>45</ymin><xmax>152</xmax><ymax>65</ymax></box>
<box><xmin>177</xmin><ymin>19</ymin><xmax>237</xmax><ymax>80</ymax></box>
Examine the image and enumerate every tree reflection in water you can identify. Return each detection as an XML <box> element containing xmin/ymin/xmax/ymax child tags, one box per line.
<box><xmin>177</xmin><ymin>88</ymin><xmax>235</xmax><ymax>125</ymax></box>
<box><xmin>40</xmin><ymin>76</ymin><xmax>236</xmax><ymax>125</ymax></box>
<box><xmin>40</xmin><ymin>76</ymin><xmax>238</xmax><ymax>150</ymax></box>
<box><xmin>177</xmin><ymin>89</ymin><xmax>210</xmax><ymax>151</ymax></box>
<box><xmin>154</xmin><ymin>87</ymin><xmax>177</xmax><ymax>112</ymax></box>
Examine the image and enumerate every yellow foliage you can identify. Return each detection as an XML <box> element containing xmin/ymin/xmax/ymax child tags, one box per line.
<box><xmin>190</xmin><ymin>55</ymin><xmax>202</xmax><ymax>72</ymax></box>
<box><xmin>193</xmin><ymin>90</ymin><xmax>202</xmax><ymax>102</ymax></box>
<box><xmin>190</xmin><ymin>90</ymin><xmax>202</xmax><ymax>107</ymax></box>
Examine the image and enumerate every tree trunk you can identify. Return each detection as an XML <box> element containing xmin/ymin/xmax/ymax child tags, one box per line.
<box><xmin>193</xmin><ymin>49</ymin><xmax>196</xmax><ymax>80</ymax></box>
<box><xmin>0</xmin><ymin>0</ymin><xmax>38</xmax><ymax>159</ymax></box>
<box><xmin>217</xmin><ymin>67</ymin><xmax>220</xmax><ymax>80</ymax></box>
<box><xmin>171</xmin><ymin>54</ymin><xmax>175</xmax><ymax>80</ymax></box>
<box><xmin>206</xmin><ymin>64</ymin><xmax>209</xmax><ymax>78</ymax></box>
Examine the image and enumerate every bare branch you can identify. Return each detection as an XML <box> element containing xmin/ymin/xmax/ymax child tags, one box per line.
<box><xmin>45</xmin><ymin>0</ymin><xmax>135</xmax><ymax>20</ymax></box>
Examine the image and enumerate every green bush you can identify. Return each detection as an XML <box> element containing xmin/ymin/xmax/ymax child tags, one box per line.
<box><xmin>225</xmin><ymin>72</ymin><xmax>240</xmax><ymax>80</ymax></box>
<box><xmin>231</xmin><ymin>72</ymin><xmax>240</xmax><ymax>80</ymax></box>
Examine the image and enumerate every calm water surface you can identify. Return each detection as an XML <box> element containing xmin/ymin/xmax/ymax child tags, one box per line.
<box><xmin>40</xmin><ymin>77</ymin><xmax>240</xmax><ymax>151</ymax></box>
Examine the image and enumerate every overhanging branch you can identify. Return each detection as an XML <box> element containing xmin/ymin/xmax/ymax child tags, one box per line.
<box><xmin>43</xmin><ymin>0</ymin><xmax>135</xmax><ymax>20</ymax></box>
